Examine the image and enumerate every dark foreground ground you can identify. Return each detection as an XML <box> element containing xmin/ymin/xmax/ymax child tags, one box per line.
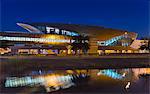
<box><xmin>0</xmin><ymin>55</ymin><xmax>149</xmax><ymax>75</ymax></box>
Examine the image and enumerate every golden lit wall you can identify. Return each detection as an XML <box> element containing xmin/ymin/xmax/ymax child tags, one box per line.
<box><xmin>40</xmin><ymin>34</ymin><xmax>72</xmax><ymax>45</ymax></box>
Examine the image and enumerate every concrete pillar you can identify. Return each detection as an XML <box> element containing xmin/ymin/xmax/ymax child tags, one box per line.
<box><xmin>88</xmin><ymin>37</ymin><xmax>98</xmax><ymax>54</ymax></box>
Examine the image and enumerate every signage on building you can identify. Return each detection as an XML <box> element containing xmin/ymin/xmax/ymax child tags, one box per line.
<box><xmin>45</xmin><ymin>26</ymin><xmax>79</xmax><ymax>36</ymax></box>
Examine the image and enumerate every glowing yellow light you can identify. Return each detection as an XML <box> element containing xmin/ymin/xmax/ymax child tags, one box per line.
<box><xmin>66</xmin><ymin>70</ymin><xmax>74</xmax><ymax>74</ymax></box>
<box><xmin>41</xmin><ymin>34</ymin><xmax>72</xmax><ymax>45</ymax></box>
<box><xmin>44</xmin><ymin>74</ymin><xmax>62</xmax><ymax>87</ymax></box>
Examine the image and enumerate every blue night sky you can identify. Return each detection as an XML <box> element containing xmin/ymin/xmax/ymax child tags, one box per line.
<box><xmin>1</xmin><ymin>0</ymin><xmax>149</xmax><ymax>38</ymax></box>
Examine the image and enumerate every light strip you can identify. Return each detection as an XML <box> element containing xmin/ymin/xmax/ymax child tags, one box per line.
<box><xmin>97</xmin><ymin>35</ymin><xmax>125</xmax><ymax>46</ymax></box>
<box><xmin>0</xmin><ymin>36</ymin><xmax>71</xmax><ymax>43</ymax></box>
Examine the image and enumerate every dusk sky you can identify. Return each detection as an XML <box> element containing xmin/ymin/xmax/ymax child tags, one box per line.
<box><xmin>1</xmin><ymin>0</ymin><xmax>149</xmax><ymax>38</ymax></box>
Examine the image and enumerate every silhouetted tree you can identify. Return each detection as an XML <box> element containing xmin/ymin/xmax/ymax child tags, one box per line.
<box><xmin>71</xmin><ymin>35</ymin><xmax>90</xmax><ymax>55</ymax></box>
<box><xmin>139</xmin><ymin>45</ymin><xmax>148</xmax><ymax>50</ymax></box>
<box><xmin>0</xmin><ymin>41</ymin><xmax>9</xmax><ymax>48</ymax></box>
<box><xmin>139</xmin><ymin>37</ymin><xmax>150</xmax><ymax>50</ymax></box>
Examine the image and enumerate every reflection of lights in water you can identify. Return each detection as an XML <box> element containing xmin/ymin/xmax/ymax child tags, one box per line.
<box><xmin>43</xmin><ymin>74</ymin><xmax>75</xmax><ymax>92</ymax></box>
<box><xmin>5</xmin><ymin>74</ymin><xmax>73</xmax><ymax>87</ymax></box>
<box><xmin>5</xmin><ymin>73</ymin><xmax>88</xmax><ymax>92</ymax></box>
<box><xmin>132</xmin><ymin>68</ymin><xmax>150</xmax><ymax>80</ymax></box>
<box><xmin>97</xmin><ymin>70</ymin><xmax>125</xmax><ymax>79</ymax></box>
<box><xmin>30</xmin><ymin>70</ymin><xmax>53</xmax><ymax>75</ymax></box>
<box><xmin>66</xmin><ymin>70</ymin><xmax>74</xmax><ymax>74</ymax></box>
<box><xmin>125</xmin><ymin>81</ymin><xmax>131</xmax><ymax>89</ymax></box>
<box><xmin>5</xmin><ymin>76</ymin><xmax>44</xmax><ymax>87</ymax></box>
<box><xmin>44</xmin><ymin>74</ymin><xmax>74</xmax><ymax>87</ymax></box>
<box><xmin>122</xmin><ymin>73</ymin><xmax>126</xmax><ymax>77</ymax></box>
<box><xmin>4</xmin><ymin>69</ymin><xmax>150</xmax><ymax>93</ymax></box>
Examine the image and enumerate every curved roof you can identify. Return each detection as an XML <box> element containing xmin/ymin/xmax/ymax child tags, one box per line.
<box><xmin>17</xmin><ymin>23</ymin><xmax>42</xmax><ymax>33</ymax></box>
<box><xmin>19</xmin><ymin>23</ymin><xmax>137</xmax><ymax>41</ymax></box>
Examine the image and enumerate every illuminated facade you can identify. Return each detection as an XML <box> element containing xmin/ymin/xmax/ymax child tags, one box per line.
<box><xmin>0</xmin><ymin>23</ymin><xmax>138</xmax><ymax>55</ymax></box>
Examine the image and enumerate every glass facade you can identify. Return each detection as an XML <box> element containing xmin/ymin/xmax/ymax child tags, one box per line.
<box><xmin>97</xmin><ymin>34</ymin><xmax>131</xmax><ymax>46</ymax></box>
<box><xmin>36</xmin><ymin>26</ymin><xmax>79</xmax><ymax>36</ymax></box>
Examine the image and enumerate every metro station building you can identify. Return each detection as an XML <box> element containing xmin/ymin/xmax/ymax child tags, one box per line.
<box><xmin>0</xmin><ymin>23</ymin><xmax>138</xmax><ymax>55</ymax></box>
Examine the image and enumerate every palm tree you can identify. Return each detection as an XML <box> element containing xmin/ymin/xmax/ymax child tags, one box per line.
<box><xmin>0</xmin><ymin>40</ymin><xmax>9</xmax><ymax>48</ymax></box>
<box><xmin>71</xmin><ymin>35</ymin><xmax>89</xmax><ymax>55</ymax></box>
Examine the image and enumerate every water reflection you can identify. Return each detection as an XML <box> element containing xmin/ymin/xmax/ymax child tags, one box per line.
<box><xmin>5</xmin><ymin>71</ymin><xmax>89</xmax><ymax>92</ymax></box>
<box><xmin>132</xmin><ymin>68</ymin><xmax>150</xmax><ymax>80</ymax></box>
<box><xmin>4</xmin><ymin>68</ymin><xmax>150</xmax><ymax>93</ymax></box>
<box><xmin>97</xmin><ymin>69</ymin><xmax>126</xmax><ymax>79</ymax></box>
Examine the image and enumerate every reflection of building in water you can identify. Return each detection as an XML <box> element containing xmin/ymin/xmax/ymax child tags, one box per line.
<box><xmin>132</xmin><ymin>68</ymin><xmax>150</xmax><ymax>80</ymax></box>
<box><xmin>97</xmin><ymin>69</ymin><xmax>128</xmax><ymax>79</ymax></box>
<box><xmin>5</xmin><ymin>74</ymin><xmax>74</xmax><ymax>87</ymax></box>
<box><xmin>5</xmin><ymin>76</ymin><xmax>44</xmax><ymax>87</ymax></box>
<box><xmin>5</xmin><ymin>69</ymin><xmax>149</xmax><ymax>92</ymax></box>
<box><xmin>5</xmin><ymin>73</ymin><xmax>89</xmax><ymax>92</ymax></box>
